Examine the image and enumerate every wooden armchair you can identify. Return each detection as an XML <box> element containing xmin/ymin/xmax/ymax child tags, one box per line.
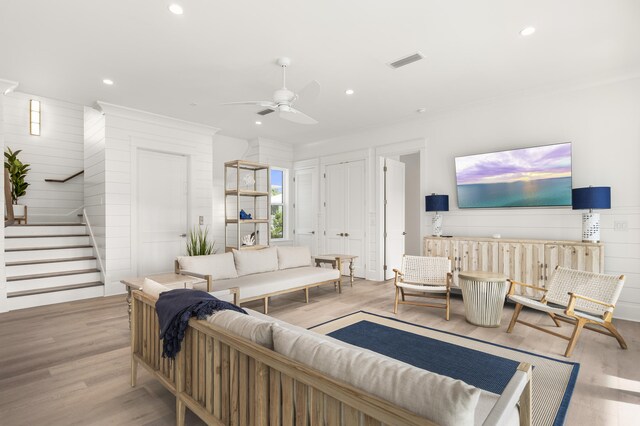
<box><xmin>506</xmin><ymin>266</ymin><xmax>627</xmax><ymax>357</ymax></box>
<box><xmin>393</xmin><ymin>255</ymin><xmax>453</xmax><ymax>320</ymax></box>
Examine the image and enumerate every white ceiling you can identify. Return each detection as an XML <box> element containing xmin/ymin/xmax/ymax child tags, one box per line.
<box><xmin>1</xmin><ymin>0</ymin><xmax>639</xmax><ymax>144</ymax></box>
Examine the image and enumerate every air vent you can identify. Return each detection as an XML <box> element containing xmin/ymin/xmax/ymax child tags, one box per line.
<box><xmin>257</xmin><ymin>109</ymin><xmax>275</xmax><ymax>116</ymax></box>
<box><xmin>388</xmin><ymin>52</ymin><xmax>425</xmax><ymax>69</ymax></box>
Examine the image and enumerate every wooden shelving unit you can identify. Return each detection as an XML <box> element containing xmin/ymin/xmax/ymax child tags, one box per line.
<box><xmin>224</xmin><ymin>160</ymin><xmax>271</xmax><ymax>252</ymax></box>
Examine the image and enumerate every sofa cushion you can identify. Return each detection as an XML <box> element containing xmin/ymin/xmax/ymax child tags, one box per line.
<box><xmin>141</xmin><ymin>278</ymin><xmax>170</xmax><ymax>299</ymax></box>
<box><xmin>177</xmin><ymin>252</ymin><xmax>238</xmax><ymax>280</ymax></box>
<box><xmin>206</xmin><ymin>310</ymin><xmax>274</xmax><ymax>349</ymax></box>
<box><xmin>272</xmin><ymin>324</ymin><xmax>481</xmax><ymax>426</ymax></box>
<box><xmin>277</xmin><ymin>246</ymin><xmax>311</xmax><ymax>269</ymax></box>
<box><xmin>209</xmin><ymin>266</ymin><xmax>340</xmax><ymax>299</ymax></box>
<box><xmin>232</xmin><ymin>247</ymin><xmax>279</xmax><ymax>276</ymax></box>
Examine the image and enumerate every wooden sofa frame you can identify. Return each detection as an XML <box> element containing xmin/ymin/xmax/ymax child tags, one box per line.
<box><xmin>131</xmin><ymin>290</ymin><xmax>533</xmax><ymax>425</ymax></box>
<box><xmin>175</xmin><ymin>259</ymin><xmax>341</xmax><ymax>314</ymax></box>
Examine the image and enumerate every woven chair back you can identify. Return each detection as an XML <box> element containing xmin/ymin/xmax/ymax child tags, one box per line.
<box><xmin>401</xmin><ymin>255</ymin><xmax>451</xmax><ymax>285</ymax></box>
<box><xmin>546</xmin><ymin>267</ymin><xmax>625</xmax><ymax>315</ymax></box>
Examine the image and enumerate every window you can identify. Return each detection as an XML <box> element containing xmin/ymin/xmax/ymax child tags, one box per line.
<box><xmin>270</xmin><ymin>168</ymin><xmax>286</xmax><ymax>239</ymax></box>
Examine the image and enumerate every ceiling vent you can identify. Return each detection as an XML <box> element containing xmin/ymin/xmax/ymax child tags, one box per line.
<box><xmin>388</xmin><ymin>52</ymin><xmax>425</xmax><ymax>69</ymax></box>
<box><xmin>257</xmin><ymin>109</ymin><xmax>275</xmax><ymax>116</ymax></box>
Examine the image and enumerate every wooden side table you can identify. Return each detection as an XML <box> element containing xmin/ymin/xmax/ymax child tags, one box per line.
<box><xmin>121</xmin><ymin>273</ymin><xmax>206</xmax><ymax>328</ymax></box>
<box><xmin>314</xmin><ymin>254</ymin><xmax>358</xmax><ymax>293</ymax></box>
<box><xmin>458</xmin><ymin>271</ymin><xmax>509</xmax><ymax>328</ymax></box>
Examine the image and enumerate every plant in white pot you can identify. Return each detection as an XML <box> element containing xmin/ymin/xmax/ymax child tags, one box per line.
<box><xmin>4</xmin><ymin>148</ymin><xmax>30</xmax><ymax>222</ymax></box>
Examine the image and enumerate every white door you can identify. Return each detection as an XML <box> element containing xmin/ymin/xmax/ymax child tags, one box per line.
<box><xmin>345</xmin><ymin>160</ymin><xmax>366</xmax><ymax>277</ymax></box>
<box><xmin>323</xmin><ymin>160</ymin><xmax>366</xmax><ymax>278</ymax></box>
<box><xmin>137</xmin><ymin>149</ymin><xmax>188</xmax><ymax>276</ymax></box>
<box><xmin>324</xmin><ymin>163</ymin><xmax>346</xmax><ymax>256</ymax></box>
<box><xmin>384</xmin><ymin>158</ymin><xmax>405</xmax><ymax>280</ymax></box>
<box><xmin>293</xmin><ymin>167</ymin><xmax>318</xmax><ymax>255</ymax></box>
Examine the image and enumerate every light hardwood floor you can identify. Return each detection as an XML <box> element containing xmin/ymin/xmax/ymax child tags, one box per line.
<box><xmin>0</xmin><ymin>279</ymin><xmax>638</xmax><ymax>425</ymax></box>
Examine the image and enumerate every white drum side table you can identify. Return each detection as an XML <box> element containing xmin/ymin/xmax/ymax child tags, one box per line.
<box><xmin>458</xmin><ymin>271</ymin><xmax>509</xmax><ymax>328</ymax></box>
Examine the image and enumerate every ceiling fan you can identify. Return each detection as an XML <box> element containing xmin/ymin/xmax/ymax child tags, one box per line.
<box><xmin>223</xmin><ymin>57</ymin><xmax>320</xmax><ymax>125</ymax></box>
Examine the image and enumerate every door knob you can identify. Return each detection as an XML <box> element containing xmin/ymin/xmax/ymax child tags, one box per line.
<box><xmin>344</xmin><ymin>233</ymin><xmax>350</xmax><ymax>237</ymax></box>
<box><xmin>402</xmin><ymin>232</ymin><xmax>407</xmax><ymax>235</ymax></box>
<box><xmin>311</xmin><ymin>231</ymin><xmax>315</xmax><ymax>235</ymax></box>
<box><xmin>337</xmin><ymin>233</ymin><xmax>344</xmax><ymax>236</ymax></box>
<box><xmin>179</xmin><ymin>233</ymin><xmax>187</xmax><ymax>237</ymax></box>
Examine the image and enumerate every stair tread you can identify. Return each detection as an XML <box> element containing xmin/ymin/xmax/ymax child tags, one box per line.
<box><xmin>5</xmin><ymin>245</ymin><xmax>93</xmax><ymax>252</ymax></box>
<box><xmin>7</xmin><ymin>268</ymin><xmax>101</xmax><ymax>281</ymax></box>
<box><xmin>7</xmin><ymin>281</ymin><xmax>104</xmax><ymax>298</ymax></box>
<box><xmin>5</xmin><ymin>234</ymin><xmax>89</xmax><ymax>238</ymax></box>
<box><xmin>6</xmin><ymin>223</ymin><xmax>85</xmax><ymax>227</ymax></box>
<box><xmin>6</xmin><ymin>256</ymin><xmax>97</xmax><ymax>267</ymax></box>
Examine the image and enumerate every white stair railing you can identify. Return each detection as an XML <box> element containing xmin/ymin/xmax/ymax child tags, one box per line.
<box><xmin>82</xmin><ymin>208</ymin><xmax>106</xmax><ymax>285</ymax></box>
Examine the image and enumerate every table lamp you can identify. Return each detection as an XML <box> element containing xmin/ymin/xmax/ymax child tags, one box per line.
<box><xmin>425</xmin><ymin>194</ymin><xmax>449</xmax><ymax>237</ymax></box>
<box><xmin>572</xmin><ymin>186</ymin><xmax>611</xmax><ymax>243</ymax></box>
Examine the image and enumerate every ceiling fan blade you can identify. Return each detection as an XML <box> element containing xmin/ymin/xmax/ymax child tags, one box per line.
<box><xmin>279</xmin><ymin>107</ymin><xmax>318</xmax><ymax>125</ymax></box>
<box><xmin>221</xmin><ymin>101</ymin><xmax>276</xmax><ymax>108</ymax></box>
<box><xmin>295</xmin><ymin>80</ymin><xmax>320</xmax><ymax>103</ymax></box>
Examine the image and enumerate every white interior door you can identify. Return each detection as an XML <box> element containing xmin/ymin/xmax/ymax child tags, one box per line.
<box><xmin>324</xmin><ymin>163</ymin><xmax>346</xmax><ymax>256</ymax></box>
<box><xmin>138</xmin><ymin>149</ymin><xmax>188</xmax><ymax>276</ymax></box>
<box><xmin>345</xmin><ymin>160</ymin><xmax>366</xmax><ymax>277</ymax></box>
<box><xmin>293</xmin><ymin>167</ymin><xmax>318</xmax><ymax>255</ymax></box>
<box><xmin>384</xmin><ymin>158</ymin><xmax>406</xmax><ymax>280</ymax></box>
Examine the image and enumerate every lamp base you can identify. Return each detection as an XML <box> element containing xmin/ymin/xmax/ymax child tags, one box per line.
<box><xmin>432</xmin><ymin>213</ymin><xmax>443</xmax><ymax>237</ymax></box>
<box><xmin>582</xmin><ymin>212</ymin><xmax>600</xmax><ymax>243</ymax></box>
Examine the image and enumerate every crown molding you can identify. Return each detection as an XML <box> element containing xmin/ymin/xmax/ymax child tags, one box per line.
<box><xmin>0</xmin><ymin>79</ymin><xmax>19</xmax><ymax>95</ymax></box>
<box><xmin>95</xmin><ymin>101</ymin><xmax>220</xmax><ymax>136</ymax></box>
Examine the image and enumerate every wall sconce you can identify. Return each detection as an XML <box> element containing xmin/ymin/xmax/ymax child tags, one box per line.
<box><xmin>30</xmin><ymin>99</ymin><xmax>41</xmax><ymax>136</ymax></box>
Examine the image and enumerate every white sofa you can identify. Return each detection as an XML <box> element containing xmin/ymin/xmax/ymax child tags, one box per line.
<box><xmin>135</xmin><ymin>279</ymin><xmax>532</xmax><ymax>426</ymax></box>
<box><xmin>175</xmin><ymin>246</ymin><xmax>341</xmax><ymax>313</ymax></box>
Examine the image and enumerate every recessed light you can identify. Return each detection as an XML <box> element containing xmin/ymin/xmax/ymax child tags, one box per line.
<box><xmin>345</xmin><ymin>89</ymin><xmax>354</xmax><ymax>95</ymax></box>
<box><xmin>169</xmin><ymin>4</ymin><xmax>184</xmax><ymax>15</ymax></box>
<box><xmin>102</xmin><ymin>79</ymin><xmax>114</xmax><ymax>85</ymax></box>
<box><xmin>255</xmin><ymin>121</ymin><xmax>262</xmax><ymax>125</ymax></box>
<box><xmin>417</xmin><ymin>108</ymin><xmax>426</xmax><ymax>114</ymax></box>
<box><xmin>520</xmin><ymin>26</ymin><xmax>536</xmax><ymax>37</ymax></box>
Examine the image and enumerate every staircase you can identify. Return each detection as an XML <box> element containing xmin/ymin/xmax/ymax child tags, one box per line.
<box><xmin>4</xmin><ymin>223</ymin><xmax>104</xmax><ymax>310</ymax></box>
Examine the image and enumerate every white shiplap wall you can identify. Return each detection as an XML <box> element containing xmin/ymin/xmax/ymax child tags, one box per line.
<box><xmin>294</xmin><ymin>76</ymin><xmax>640</xmax><ymax>321</ymax></box>
<box><xmin>4</xmin><ymin>92</ymin><xmax>84</xmax><ymax>222</ymax></box>
<box><xmin>95</xmin><ymin>102</ymin><xmax>219</xmax><ymax>295</ymax></box>
<box><xmin>83</xmin><ymin>107</ymin><xmax>106</xmax><ymax>263</ymax></box>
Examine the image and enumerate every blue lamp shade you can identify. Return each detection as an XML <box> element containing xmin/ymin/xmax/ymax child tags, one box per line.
<box><xmin>425</xmin><ymin>194</ymin><xmax>449</xmax><ymax>212</ymax></box>
<box><xmin>572</xmin><ymin>187</ymin><xmax>611</xmax><ymax>210</ymax></box>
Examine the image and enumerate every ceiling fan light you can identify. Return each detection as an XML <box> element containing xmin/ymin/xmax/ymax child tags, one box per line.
<box><xmin>169</xmin><ymin>4</ymin><xmax>184</xmax><ymax>15</ymax></box>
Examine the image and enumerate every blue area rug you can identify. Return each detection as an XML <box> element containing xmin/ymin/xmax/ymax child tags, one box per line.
<box><xmin>311</xmin><ymin>311</ymin><xmax>580</xmax><ymax>426</ymax></box>
<box><xmin>328</xmin><ymin>319</ymin><xmax>520</xmax><ymax>394</ymax></box>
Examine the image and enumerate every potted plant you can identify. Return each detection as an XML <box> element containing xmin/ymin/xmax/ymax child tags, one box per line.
<box><xmin>4</xmin><ymin>148</ymin><xmax>30</xmax><ymax>220</ymax></box>
<box><xmin>186</xmin><ymin>225</ymin><xmax>216</xmax><ymax>256</ymax></box>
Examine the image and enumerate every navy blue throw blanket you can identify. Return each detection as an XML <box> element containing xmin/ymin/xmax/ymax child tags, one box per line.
<box><xmin>155</xmin><ymin>289</ymin><xmax>246</xmax><ymax>359</ymax></box>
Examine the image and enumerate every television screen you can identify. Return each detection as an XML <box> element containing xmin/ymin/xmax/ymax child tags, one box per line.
<box><xmin>455</xmin><ymin>142</ymin><xmax>572</xmax><ymax>208</ymax></box>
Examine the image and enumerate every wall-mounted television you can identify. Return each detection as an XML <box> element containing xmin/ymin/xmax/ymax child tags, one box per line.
<box><xmin>455</xmin><ymin>142</ymin><xmax>572</xmax><ymax>208</ymax></box>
